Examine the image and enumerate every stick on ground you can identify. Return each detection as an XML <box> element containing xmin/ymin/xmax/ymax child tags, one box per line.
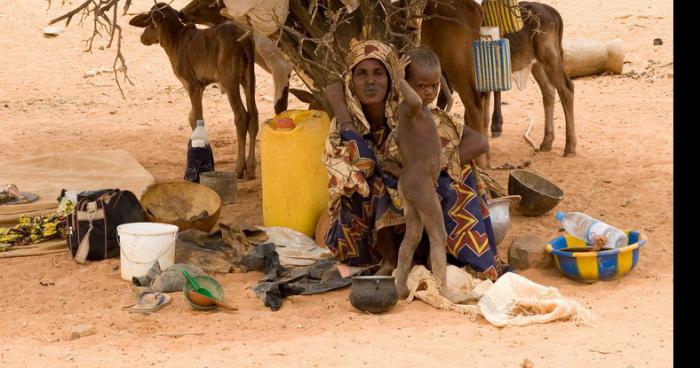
<box><xmin>524</xmin><ymin>116</ymin><xmax>538</xmax><ymax>151</ymax></box>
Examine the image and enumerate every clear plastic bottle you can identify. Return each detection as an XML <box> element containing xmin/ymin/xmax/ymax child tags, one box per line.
<box><xmin>184</xmin><ymin>120</ymin><xmax>214</xmax><ymax>183</ymax></box>
<box><xmin>555</xmin><ymin>211</ymin><xmax>628</xmax><ymax>249</ymax></box>
<box><xmin>190</xmin><ymin>120</ymin><xmax>209</xmax><ymax>148</ymax></box>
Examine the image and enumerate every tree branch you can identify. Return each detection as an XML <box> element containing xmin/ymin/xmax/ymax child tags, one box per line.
<box><xmin>48</xmin><ymin>0</ymin><xmax>133</xmax><ymax>98</ymax></box>
<box><xmin>49</xmin><ymin>0</ymin><xmax>93</xmax><ymax>26</ymax></box>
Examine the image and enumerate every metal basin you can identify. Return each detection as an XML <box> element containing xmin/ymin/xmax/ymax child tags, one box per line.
<box><xmin>487</xmin><ymin>195</ymin><xmax>520</xmax><ymax>246</ymax></box>
<box><xmin>508</xmin><ymin>169</ymin><xmax>565</xmax><ymax>217</ymax></box>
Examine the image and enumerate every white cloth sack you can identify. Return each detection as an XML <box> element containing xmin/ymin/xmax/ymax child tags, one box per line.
<box><xmin>223</xmin><ymin>0</ymin><xmax>289</xmax><ymax>37</ymax></box>
<box><xmin>404</xmin><ymin>265</ymin><xmax>596</xmax><ymax>327</ymax></box>
<box><xmin>477</xmin><ymin>272</ymin><xmax>596</xmax><ymax>327</ymax></box>
<box><xmin>260</xmin><ymin>226</ymin><xmax>332</xmax><ymax>266</ymax></box>
<box><xmin>404</xmin><ymin>265</ymin><xmax>483</xmax><ymax>319</ymax></box>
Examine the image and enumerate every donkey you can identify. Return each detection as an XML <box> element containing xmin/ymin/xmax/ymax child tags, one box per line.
<box><xmin>438</xmin><ymin>1</ymin><xmax>576</xmax><ymax>156</ymax></box>
<box><xmin>129</xmin><ymin>3</ymin><xmax>259</xmax><ymax>179</ymax></box>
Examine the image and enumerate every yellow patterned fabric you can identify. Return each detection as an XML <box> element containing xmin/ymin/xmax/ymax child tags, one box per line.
<box><xmin>482</xmin><ymin>0</ymin><xmax>524</xmax><ymax>35</ymax></box>
<box><xmin>341</xmin><ymin>40</ymin><xmax>401</xmax><ymax>135</ymax></box>
<box><xmin>383</xmin><ymin>108</ymin><xmax>465</xmax><ymax>183</ymax></box>
<box><xmin>323</xmin><ymin>40</ymin><xmax>401</xmax><ymax>201</ymax></box>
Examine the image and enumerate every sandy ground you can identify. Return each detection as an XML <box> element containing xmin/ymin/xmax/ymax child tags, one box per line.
<box><xmin>0</xmin><ymin>0</ymin><xmax>673</xmax><ymax>367</ymax></box>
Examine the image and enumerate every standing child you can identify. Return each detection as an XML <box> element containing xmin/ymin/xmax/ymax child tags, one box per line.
<box><xmin>393</xmin><ymin>48</ymin><xmax>449</xmax><ymax>298</ymax></box>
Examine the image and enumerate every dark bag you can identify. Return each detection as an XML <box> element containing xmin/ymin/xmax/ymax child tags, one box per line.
<box><xmin>66</xmin><ymin>189</ymin><xmax>146</xmax><ymax>264</ymax></box>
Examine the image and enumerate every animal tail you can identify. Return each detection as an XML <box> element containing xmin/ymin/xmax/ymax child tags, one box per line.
<box><xmin>554</xmin><ymin>8</ymin><xmax>574</xmax><ymax>90</ymax></box>
<box><xmin>242</xmin><ymin>36</ymin><xmax>257</xmax><ymax>115</ymax></box>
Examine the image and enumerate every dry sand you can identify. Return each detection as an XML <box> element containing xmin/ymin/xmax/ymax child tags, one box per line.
<box><xmin>0</xmin><ymin>0</ymin><xmax>673</xmax><ymax>367</ymax></box>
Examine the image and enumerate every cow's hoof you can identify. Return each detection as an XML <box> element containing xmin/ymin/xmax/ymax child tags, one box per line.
<box><xmin>245</xmin><ymin>171</ymin><xmax>256</xmax><ymax>180</ymax></box>
<box><xmin>491</xmin><ymin>131</ymin><xmax>502</xmax><ymax>138</ymax></box>
<box><xmin>539</xmin><ymin>143</ymin><xmax>553</xmax><ymax>152</ymax></box>
<box><xmin>564</xmin><ymin>151</ymin><xmax>577</xmax><ymax>157</ymax></box>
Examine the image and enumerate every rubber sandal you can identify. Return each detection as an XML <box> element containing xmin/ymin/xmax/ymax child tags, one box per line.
<box><xmin>126</xmin><ymin>291</ymin><xmax>171</xmax><ymax>314</ymax></box>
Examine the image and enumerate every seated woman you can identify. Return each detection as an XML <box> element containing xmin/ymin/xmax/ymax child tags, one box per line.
<box><xmin>320</xmin><ymin>40</ymin><xmax>507</xmax><ymax>281</ymax></box>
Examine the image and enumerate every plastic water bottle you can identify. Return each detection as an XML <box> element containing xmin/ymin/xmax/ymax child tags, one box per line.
<box><xmin>184</xmin><ymin>120</ymin><xmax>214</xmax><ymax>183</ymax></box>
<box><xmin>190</xmin><ymin>120</ymin><xmax>209</xmax><ymax>147</ymax></box>
<box><xmin>555</xmin><ymin>211</ymin><xmax>628</xmax><ymax>249</ymax></box>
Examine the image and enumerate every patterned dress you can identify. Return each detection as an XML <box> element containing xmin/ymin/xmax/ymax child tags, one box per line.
<box><xmin>322</xmin><ymin>41</ymin><xmax>507</xmax><ymax>280</ymax></box>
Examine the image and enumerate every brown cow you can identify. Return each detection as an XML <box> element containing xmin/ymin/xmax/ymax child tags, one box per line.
<box><xmin>129</xmin><ymin>3</ymin><xmax>259</xmax><ymax>179</ymax></box>
<box><xmin>180</xmin><ymin>0</ymin><xmax>293</xmax><ymax>115</ymax></box>
<box><xmin>439</xmin><ymin>2</ymin><xmax>576</xmax><ymax>156</ymax></box>
<box><xmin>492</xmin><ymin>2</ymin><xmax>575</xmax><ymax>156</ymax></box>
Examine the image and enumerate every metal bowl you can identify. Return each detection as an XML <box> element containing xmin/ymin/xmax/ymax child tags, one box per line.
<box><xmin>487</xmin><ymin>195</ymin><xmax>520</xmax><ymax>245</ymax></box>
<box><xmin>508</xmin><ymin>169</ymin><xmax>565</xmax><ymax>217</ymax></box>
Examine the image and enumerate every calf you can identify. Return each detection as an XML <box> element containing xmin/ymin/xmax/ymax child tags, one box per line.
<box><xmin>130</xmin><ymin>3</ymin><xmax>259</xmax><ymax>179</ymax></box>
<box><xmin>180</xmin><ymin>0</ymin><xmax>292</xmax><ymax>115</ymax></box>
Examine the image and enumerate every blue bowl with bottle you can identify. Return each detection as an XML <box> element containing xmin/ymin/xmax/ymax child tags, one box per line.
<box><xmin>544</xmin><ymin>230</ymin><xmax>647</xmax><ymax>283</ymax></box>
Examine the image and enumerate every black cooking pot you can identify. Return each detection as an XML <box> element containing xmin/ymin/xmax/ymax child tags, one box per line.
<box><xmin>349</xmin><ymin>276</ymin><xmax>399</xmax><ymax>313</ymax></box>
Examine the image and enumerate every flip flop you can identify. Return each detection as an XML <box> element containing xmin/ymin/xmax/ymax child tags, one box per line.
<box><xmin>1</xmin><ymin>192</ymin><xmax>39</xmax><ymax>205</ymax></box>
<box><xmin>126</xmin><ymin>290</ymin><xmax>171</xmax><ymax>314</ymax></box>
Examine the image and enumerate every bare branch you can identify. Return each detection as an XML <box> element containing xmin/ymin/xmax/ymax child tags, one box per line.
<box><xmin>49</xmin><ymin>0</ymin><xmax>483</xmax><ymax>101</ymax></box>
<box><xmin>123</xmin><ymin>0</ymin><xmax>132</xmax><ymax>15</ymax></box>
<box><xmin>49</xmin><ymin>0</ymin><xmax>133</xmax><ymax>97</ymax></box>
<box><xmin>113</xmin><ymin>22</ymin><xmax>134</xmax><ymax>98</ymax></box>
<box><xmin>49</xmin><ymin>0</ymin><xmax>93</xmax><ymax>26</ymax></box>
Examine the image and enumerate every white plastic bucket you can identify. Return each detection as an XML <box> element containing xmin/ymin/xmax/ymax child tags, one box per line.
<box><xmin>116</xmin><ymin>222</ymin><xmax>178</xmax><ymax>281</ymax></box>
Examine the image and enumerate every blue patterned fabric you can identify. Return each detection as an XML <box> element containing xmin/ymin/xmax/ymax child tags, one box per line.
<box><xmin>324</xmin><ymin>131</ymin><xmax>505</xmax><ymax>280</ymax></box>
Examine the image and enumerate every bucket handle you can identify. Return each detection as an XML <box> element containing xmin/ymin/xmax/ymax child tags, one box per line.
<box><xmin>117</xmin><ymin>231</ymin><xmax>178</xmax><ymax>265</ymax></box>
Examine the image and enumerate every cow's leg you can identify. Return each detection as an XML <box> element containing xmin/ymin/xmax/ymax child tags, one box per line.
<box><xmin>241</xmin><ymin>53</ymin><xmax>259</xmax><ymax>180</ymax></box>
<box><xmin>531</xmin><ymin>6</ymin><xmax>577</xmax><ymax>157</ymax></box>
<box><xmin>480</xmin><ymin>91</ymin><xmax>492</xmax><ymax>164</ymax></box>
<box><xmin>222</xmin><ymin>77</ymin><xmax>248</xmax><ymax>179</ymax></box>
<box><xmin>187</xmin><ymin>85</ymin><xmax>204</xmax><ymax>131</ymax></box>
<box><xmin>453</xmin><ymin>81</ymin><xmax>488</xmax><ymax>168</ymax></box>
<box><xmin>531</xmin><ymin>62</ymin><xmax>556</xmax><ymax>152</ymax></box>
<box><xmin>546</xmin><ymin>63</ymin><xmax>576</xmax><ymax>156</ymax></box>
<box><xmin>491</xmin><ymin>91</ymin><xmax>504</xmax><ymax>137</ymax></box>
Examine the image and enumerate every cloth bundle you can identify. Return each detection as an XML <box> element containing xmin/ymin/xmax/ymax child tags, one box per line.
<box><xmin>481</xmin><ymin>0</ymin><xmax>524</xmax><ymax>35</ymax></box>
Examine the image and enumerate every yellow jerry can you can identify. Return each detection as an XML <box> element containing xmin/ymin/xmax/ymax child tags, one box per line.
<box><xmin>261</xmin><ymin>109</ymin><xmax>331</xmax><ymax>236</ymax></box>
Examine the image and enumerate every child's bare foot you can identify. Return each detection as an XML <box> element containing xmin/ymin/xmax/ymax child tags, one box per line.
<box><xmin>375</xmin><ymin>262</ymin><xmax>395</xmax><ymax>276</ymax></box>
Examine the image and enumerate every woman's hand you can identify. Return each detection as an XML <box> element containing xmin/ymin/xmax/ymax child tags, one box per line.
<box><xmin>458</xmin><ymin>126</ymin><xmax>489</xmax><ymax>164</ymax></box>
<box><xmin>379</xmin><ymin>159</ymin><xmax>403</xmax><ymax>178</ymax></box>
<box><xmin>324</xmin><ymin>82</ymin><xmax>358</xmax><ymax>133</ymax></box>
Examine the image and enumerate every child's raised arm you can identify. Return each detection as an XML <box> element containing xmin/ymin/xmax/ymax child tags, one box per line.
<box><xmin>398</xmin><ymin>78</ymin><xmax>423</xmax><ymax>118</ymax></box>
<box><xmin>397</xmin><ymin>55</ymin><xmax>422</xmax><ymax>118</ymax></box>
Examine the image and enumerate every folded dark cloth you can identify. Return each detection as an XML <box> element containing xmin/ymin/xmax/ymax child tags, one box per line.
<box><xmin>244</xmin><ymin>244</ymin><xmax>376</xmax><ymax>311</ymax></box>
